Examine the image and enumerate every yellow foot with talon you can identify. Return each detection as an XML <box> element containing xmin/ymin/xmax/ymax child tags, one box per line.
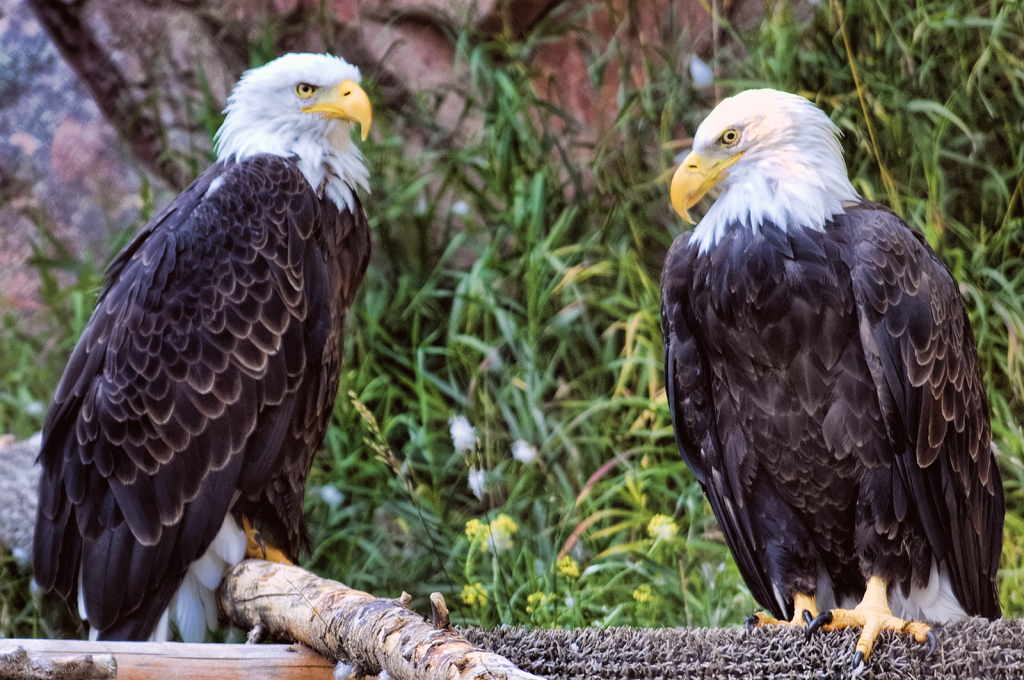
<box><xmin>745</xmin><ymin>593</ymin><xmax>819</xmax><ymax>630</ymax></box>
<box><xmin>806</xmin><ymin>576</ymin><xmax>937</xmax><ymax>673</ymax></box>
<box><xmin>242</xmin><ymin>517</ymin><xmax>294</xmax><ymax>565</ymax></box>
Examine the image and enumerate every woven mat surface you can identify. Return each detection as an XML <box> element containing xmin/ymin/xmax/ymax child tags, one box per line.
<box><xmin>464</xmin><ymin>617</ymin><xmax>1024</xmax><ymax>679</ymax></box>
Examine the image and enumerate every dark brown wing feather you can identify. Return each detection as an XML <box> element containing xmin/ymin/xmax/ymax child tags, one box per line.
<box><xmin>661</xmin><ymin>236</ymin><xmax>783</xmax><ymax>617</ymax></box>
<box><xmin>236</xmin><ymin>175</ymin><xmax>370</xmax><ymax>555</ymax></box>
<box><xmin>848</xmin><ymin>202</ymin><xmax>1003</xmax><ymax>618</ymax></box>
<box><xmin>663</xmin><ymin>223</ymin><xmax>875</xmax><ymax>620</ymax></box>
<box><xmin>33</xmin><ymin>154</ymin><xmax>370</xmax><ymax>639</ymax></box>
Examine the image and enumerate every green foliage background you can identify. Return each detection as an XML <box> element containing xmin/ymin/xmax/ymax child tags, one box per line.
<box><xmin>2</xmin><ymin>0</ymin><xmax>1023</xmax><ymax>638</ymax></box>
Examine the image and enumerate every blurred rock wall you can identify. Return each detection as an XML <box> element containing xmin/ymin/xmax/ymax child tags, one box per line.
<box><xmin>0</xmin><ymin>0</ymin><xmax>779</xmax><ymax>317</ymax></box>
<box><xmin>1</xmin><ymin>0</ymin><xmax>144</xmax><ymax>314</ymax></box>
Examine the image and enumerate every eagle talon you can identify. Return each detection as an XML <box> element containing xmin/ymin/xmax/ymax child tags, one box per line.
<box><xmin>242</xmin><ymin>517</ymin><xmax>294</xmax><ymax>564</ymax></box>
<box><xmin>813</xmin><ymin>576</ymin><xmax>934</xmax><ymax>665</ymax></box>
<box><xmin>254</xmin><ymin>531</ymin><xmax>267</xmax><ymax>560</ymax></box>
<box><xmin>925</xmin><ymin>630</ymin><xmax>938</xmax><ymax>659</ymax></box>
<box><xmin>851</xmin><ymin>651</ymin><xmax>866</xmax><ymax>678</ymax></box>
<box><xmin>806</xmin><ymin>610</ymin><xmax>832</xmax><ymax>639</ymax></box>
<box><xmin>746</xmin><ymin>594</ymin><xmax>818</xmax><ymax>632</ymax></box>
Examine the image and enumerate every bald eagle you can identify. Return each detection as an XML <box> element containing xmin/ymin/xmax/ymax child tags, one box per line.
<box><xmin>33</xmin><ymin>53</ymin><xmax>373</xmax><ymax>642</ymax></box>
<box><xmin>662</xmin><ymin>89</ymin><xmax>1003</xmax><ymax>667</ymax></box>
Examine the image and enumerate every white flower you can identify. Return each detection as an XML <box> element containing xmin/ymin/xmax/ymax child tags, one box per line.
<box><xmin>689</xmin><ymin>55</ymin><xmax>714</xmax><ymax>87</ymax></box>
<box><xmin>451</xmin><ymin>200</ymin><xmax>469</xmax><ymax>215</ymax></box>
<box><xmin>468</xmin><ymin>466</ymin><xmax>486</xmax><ymax>500</ymax></box>
<box><xmin>319</xmin><ymin>485</ymin><xmax>344</xmax><ymax>508</ymax></box>
<box><xmin>11</xmin><ymin>546</ymin><xmax>29</xmax><ymax>566</ymax></box>
<box><xmin>450</xmin><ymin>415</ymin><xmax>476</xmax><ymax>453</ymax></box>
<box><xmin>24</xmin><ymin>400</ymin><xmax>44</xmax><ymax>416</ymax></box>
<box><xmin>511</xmin><ymin>439</ymin><xmax>537</xmax><ymax>464</ymax></box>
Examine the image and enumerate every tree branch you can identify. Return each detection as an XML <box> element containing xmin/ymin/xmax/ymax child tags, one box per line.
<box><xmin>218</xmin><ymin>560</ymin><xmax>543</xmax><ymax>680</ymax></box>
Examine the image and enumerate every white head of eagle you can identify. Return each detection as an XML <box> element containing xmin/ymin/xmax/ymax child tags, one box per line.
<box><xmin>671</xmin><ymin>89</ymin><xmax>860</xmax><ymax>252</ymax></box>
<box><xmin>214</xmin><ymin>52</ymin><xmax>372</xmax><ymax>212</ymax></box>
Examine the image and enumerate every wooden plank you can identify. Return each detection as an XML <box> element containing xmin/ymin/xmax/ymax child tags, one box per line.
<box><xmin>1</xmin><ymin>640</ymin><xmax>334</xmax><ymax>680</ymax></box>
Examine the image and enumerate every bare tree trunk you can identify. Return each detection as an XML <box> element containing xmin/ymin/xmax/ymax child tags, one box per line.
<box><xmin>217</xmin><ymin>560</ymin><xmax>544</xmax><ymax>680</ymax></box>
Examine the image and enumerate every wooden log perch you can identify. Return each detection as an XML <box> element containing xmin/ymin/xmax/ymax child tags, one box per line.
<box><xmin>217</xmin><ymin>560</ymin><xmax>544</xmax><ymax>680</ymax></box>
<box><xmin>0</xmin><ymin>642</ymin><xmax>115</xmax><ymax>680</ymax></box>
<box><xmin>1</xmin><ymin>640</ymin><xmax>333</xmax><ymax>680</ymax></box>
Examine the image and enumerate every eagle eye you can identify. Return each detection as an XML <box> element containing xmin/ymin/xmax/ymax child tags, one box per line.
<box><xmin>720</xmin><ymin>128</ymin><xmax>740</xmax><ymax>146</ymax></box>
<box><xmin>295</xmin><ymin>83</ymin><xmax>318</xmax><ymax>99</ymax></box>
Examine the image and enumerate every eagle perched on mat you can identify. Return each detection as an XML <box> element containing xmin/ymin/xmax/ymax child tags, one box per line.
<box><xmin>661</xmin><ymin>89</ymin><xmax>1003</xmax><ymax>669</ymax></box>
<box><xmin>33</xmin><ymin>53</ymin><xmax>373</xmax><ymax>642</ymax></box>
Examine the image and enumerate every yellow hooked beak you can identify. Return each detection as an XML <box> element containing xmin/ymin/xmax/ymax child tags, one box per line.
<box><xmin>301</xmin><ymin>79</ymin><xmax>373</xmax><ymax>141</ymax></box>
<box><xmin>669</xmin><ymin>150</ymin><xmax>744</xmax><ymax>224</ymax></box>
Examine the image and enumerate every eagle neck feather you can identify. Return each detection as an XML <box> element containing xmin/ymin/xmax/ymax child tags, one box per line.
<box><xmin>214</xmin><ymin>120</ymin><xmax>368</xmax><ymax>214</ymax></box>
<box><xmin>689</xmin><ymin>175</ymin><xmax>857</xmax><ymax>254</ymax></box>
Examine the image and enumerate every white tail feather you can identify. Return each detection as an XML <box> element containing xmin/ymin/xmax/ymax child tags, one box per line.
<box><xmin>77</xmin><ymin>568</ymin><xmax>87</xmax><ymax>621</ymax></box>
<box><xmin>892</xmin><ymin>559</ymin><xmax>967</xmax><ymax>623</ymax></box>
<box><xmin>172</xmin><ymin>515</ymin><xmax>247</xmax><ymax>642</ymax></box>
<box><xmin>148</xmin><ymin>608</ymin><xmax>170</xmax><ymax>642</ymax></box>
<box><xmin>172</xmin><ymin>571</ymin><xmax>207</xmax><ymax>643</ymax></box>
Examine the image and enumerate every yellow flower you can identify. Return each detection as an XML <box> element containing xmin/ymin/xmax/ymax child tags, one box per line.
<box><xmin>465</xmin><ymin>518</ymin><xmax>487</xmax><ymax>542</ymax></box>
<box><xmin>467</xmin><ymin>514</ymin><xmax>519</xmax><ymax>553</ymax></box>
<box><xmin>526</xmin><ymin>591</ymin><xmax>547</xmax><ymax>613</ymax></box>
<box><xmin>461</xmin><ymin>582</ymin><xmax>488</xmax><ymax>607</ymax></box>
<box><xmin>633</xmin><ymin>584</ymin><xmax>653</xmax><ymax>603</ymax></box>
<box><xmin>487</xmin><ymin>514</ymin><xmax>519</xmax><ymax>553</ymax></box>
<box><xmin>556</xmin><ymin>555</ymin><xmax>580</xmax><ymax>579</ymax></box>
<box><xmin>647</xmin><ymin>514</ymin><xmax>678</xmax><ymax>542</ymax></box>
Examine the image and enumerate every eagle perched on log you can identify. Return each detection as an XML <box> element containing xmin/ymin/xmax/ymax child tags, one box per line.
<box><xmin>33</xmin><ymin>53</ymin><xmax>373</xmax><ymax>642</ymax></box>
<box><xmin>661</xmin><ymin>89</ymin><xmax>1003</xmax><ymax>669</ymax></box>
